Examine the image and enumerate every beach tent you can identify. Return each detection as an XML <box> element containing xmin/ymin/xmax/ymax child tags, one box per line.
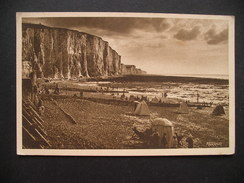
<box><xmin>212</xmin><ymin>105</ymin><xmax>225</xmax><ymax>115</ymax></box>
<box><xmin>151</xmin><ymin>97</ymin><xmax>159</xmax><ymax>103</ymax></box>
<box><xmin>151</xmin><ymin>118</ymin><xmax>175</xmax><ymax>148</ymax></box>
<box><xmin>178</xmin><ymin>102</ymin><xmax>189</xmax><ymax>114</ymax></box>
<box><xmin>134</xmin><ymin>101</ymin><xmax>150</xmax><ymax>116</ymax></box>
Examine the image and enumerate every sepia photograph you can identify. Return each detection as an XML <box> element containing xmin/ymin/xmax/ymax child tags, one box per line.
<box><xmin>16</xmin><ymin>12</ymin><xmax>235</xmax><ymax>156</ymax></box>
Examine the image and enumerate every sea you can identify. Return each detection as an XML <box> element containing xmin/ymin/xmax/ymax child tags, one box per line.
<box><xmin>72</xmin><ymin>74</ymin><xmax>229</xmax><ymax>106</ymax></box>
<box><xmin>166</xmin><ymin>74</ymin><xmax>229</xmax><ymax>80</ymax></box>
<box><xmin>104</xmin><ymin>74</ymin><xmax>229</xmax><ymax>105</ymax></box>
<box><xmin>123</xmin><ymin>81</ymin><xmax>229</xmax><ymax>105</ymax></box>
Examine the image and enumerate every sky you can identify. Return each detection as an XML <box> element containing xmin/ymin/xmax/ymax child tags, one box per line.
<box><xmin>23</xmin><ymin>17</ymin><xmax>229</xmax><ymax>76</ymax></box>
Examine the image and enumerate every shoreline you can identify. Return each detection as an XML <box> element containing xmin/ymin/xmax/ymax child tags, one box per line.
<box><xmin>37</xmin><ymin>74</ymin><xmax>229</xmax><ymax>106</ymax></box>
<box><xmin>77</xmin><ymin>74</ymin><xmax>229</xmax><ymax>85</ymax></box>
<box><xmin>38</xmin><ymin>74</ymin><xmax>229</xmax><ymax>83</ymax></box>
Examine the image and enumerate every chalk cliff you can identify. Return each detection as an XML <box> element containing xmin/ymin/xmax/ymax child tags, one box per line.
<box><xmin>120</xmin><ymin>64</ymin><xmax>147</xmax><ymax>75</ymax></box>
<box><xmin>22</xmin><ymin>23</ymin><xmax>146</xmax><ymax>78</ymax></box>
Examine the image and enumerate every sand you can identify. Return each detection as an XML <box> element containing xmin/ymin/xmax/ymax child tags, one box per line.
<box><xmin>41</xmin><ymin>97</ymin><xmax>229</xmax><ymax>149</ymax></box>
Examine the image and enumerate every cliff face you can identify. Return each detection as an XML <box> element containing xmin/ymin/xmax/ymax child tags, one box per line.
<box><xmin>120</xmin><ymin>64</ymin><xmax>146</xmax><ymax>75</ymax></box>
<box><xmin>22</xmin><ymin>23</ymin><xmax>145</xmax><ymax>79</ymax></box>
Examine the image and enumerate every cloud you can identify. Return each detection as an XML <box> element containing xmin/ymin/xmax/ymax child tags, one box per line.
<box><xmin>173</xmin><ymin>26</ymin><xmax>201</xmax><ymax>41</ymax></box>
<box><xmin>22</xmin><ymin>17</ymin><xmax>228</xmax><ymax>75</ymax></box>
<box><xmin>151</xmin><ymin>18</ymin><xmax>171</xmax><ymax>32</ymax></box>
<box><xmin>23</xmin><ymin>17</ymin><xmax>171</xmax><ymax>37</ymax></box>
<box><xmin>204</xmin><ymin>27</ymin><xmax>228</xmax><ymax>45</ymax></box>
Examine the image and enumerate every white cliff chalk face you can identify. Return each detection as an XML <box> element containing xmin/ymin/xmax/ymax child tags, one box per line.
<box><xmin>22</xmin><ymin>23</ymin><xmax>146</xmax><ymax>78</ymax></box>
<box><xmin>120</xmin><ymin>64</ymin><xmax>147</xmax><ymax>75</ymax></box>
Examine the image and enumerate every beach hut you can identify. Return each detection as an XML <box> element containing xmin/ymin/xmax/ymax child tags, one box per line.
<box><xmin>178</xmin><ymin>102</ymin><xmax>189</xmax><ymax>114</ymax></box>
<box><xmin>134</xmin><ymin>101</ymin><xmax>150</xmax><ymax>116</ymax></box>
<box><xmin>212</xmin><ymin>105</ymin><xmax>225</xmax><ymax>115</ymax></box>
<box><xmin>151</xmin><ymin>118</ymin><xmax>175</xmax><ymax>148</ymax></box>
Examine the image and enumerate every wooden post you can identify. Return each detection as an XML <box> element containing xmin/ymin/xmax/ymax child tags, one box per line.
<box><xmin>197</xmin><ymin>91</ymin><xmax>199</xmax><ymax>103</ymax></box>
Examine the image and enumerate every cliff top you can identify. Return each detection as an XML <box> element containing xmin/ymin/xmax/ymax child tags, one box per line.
<box><xmin>23</xmin><ymin>23</ymin><xmax>100</xmax><ymax>38</ymax></box>
<box><xmin>125</xmin><ymin>65</ymin><xmax>136</xmax><ymax>68</ymax></box>
<box><xmin>22</xmin><ymin>23</ymin><xmax>119</xmax><ymax>55</ymax></box>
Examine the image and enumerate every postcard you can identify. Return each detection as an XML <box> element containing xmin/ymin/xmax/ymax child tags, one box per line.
<box><xmin>16</xmin><ymin>12</ymin><xmax>235</xmax><ymax>156</ymax></box>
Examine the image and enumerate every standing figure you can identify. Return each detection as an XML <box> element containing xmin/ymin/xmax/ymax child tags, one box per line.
<box><xmin>29</xmin><ymin>71</ymin><xmax>37</xmax><ymax>102</ymax></box>
<box><xmin>172</xmin><ymin>136</ymin><xmax>178</xmax><ymax>148</ymax></box>
<box><xmin>38</xmin><ymin>98</ymin><xmax>45</xmax><ymax>116</ymax></box>
<box><xmin>186</xmin><ymin>137</ymin><xmax>194</xmax><ymax>148</ymax></box>
<box><xmin>162</xmin><ymin>92</ymin><xmax>164</xmax><ymax>98</ymax></box>
<box><xmin>164</xmin><ymin>92</ymin><xmax>168</xmax><ymax>98</ymax></box>
<box><xmin>151</xmin><ymin>131</ymin><xmax>160</xmax><ymax>148</ymax></box>
<box><xmin>161</xmin><ymin>133</ymin><xmax>168</xmax><ymax>148</ymax></box>
<box><xmin>54</xmin><ymin>83</ymin><xmax>60</xmax><ymax>94</ymax></box>
<box><xmin>196</xmin><ymin>91</ymin><xmax>200</xmax><ymax>103</ymax></box>
<box><xmin>133</xmin><ymin>101</ymin><xmax>140</xmax><ymax>111</ymax></box>
<box><xmin>175</xmin><ymin>133</ymin><xmax>184</xmax><ymax>147</ymax></box>
<box><xmin>80</xmin><ymin>91</ymin><xmax>83</xmax><ymax>98</ymax></box>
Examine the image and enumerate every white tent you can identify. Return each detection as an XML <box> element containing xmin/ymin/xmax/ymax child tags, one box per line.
<box><xmin>151</xmin><ymin>118</ymin><xmax>174</xmax><ymax>148</ymax></box>
<box><xmin>178</xmin><ymin>102</ymin><xmax>189</xmax><ymax>114</ymax></box>
<box><xmin>134</xmin><ymin>101</ymin><xmax>150</xmax><ymax>116</ymax></box>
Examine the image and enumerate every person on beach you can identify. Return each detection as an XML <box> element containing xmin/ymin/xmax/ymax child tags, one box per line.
<box><xmin>136</xmin><ymin>96</ymin><xmax>140</xmax><ymax>100</ymax></box>
<box><xmin>134</xmin><ymin>101</ymin><xmax>140</xmax><ymax>111</ymax></box>
<box><xmin>197</xmin><ymin>91</ymin><xmax>200</xmax><ymax>103</ymax></box>
<box><xmin>175</xmin><ymin>133</ymin><xmax>184</xmax><ymax>147</ymax></box>
<box><xmin>80</xmin><ymin>91</ymin><xmax>83</xmax><ymax>98</ymax></box>
<box><xmin>186</xmin><ymin>136</ymin><xmax>194</xmax><ymax>148</ymax></box>
<box><xmin>164</xmin><ymin>92</ymin><xmax>168</xmax><ymax>98</ymax></box>
<box><xmin>172</xmin><ymin>136</ymin><xmax>178</xmax><ymax>148</ymax></box>
<box><xmin>123</xmin><ymin>88</ymin><xmax>125</xmax><ymax>94</ymax></box>
<box><xmin>34</xmin><ymin>95</ymin><xmax>39</xmax><ymax>107</ymax></box>
<box><xmin>121</xmin><ymin>94</ymin><xmax>125</xmax><ymax>99</ymax></box>
<box><xmin>38</xmin><ymin>98</ymin><xmax>45</xmax><ymax>116</ymax></box>
<box><xmin>161</xmin><ymin>133</ymin><xmax>168</xmax><ymax>148</ymax></box>
<box><xmin>29</xmin><ymin>71</ymin><xmax>38</xmax><ymax>102</ymax></box>
<box><xmin>54</xmin><ymin>83</ymin><xmax>60</xmax><ymax>94</ymax></box>
<box><xmin>151</xmin><ymin>131</ymin><xmax>160</xmax><ymax>148</ymax></box>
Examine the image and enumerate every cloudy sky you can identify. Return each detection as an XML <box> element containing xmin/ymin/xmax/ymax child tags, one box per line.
<box><xmin>23</xmin><ymin>17</ymin><xmax>229</xmax><ymax>76</ymax></box>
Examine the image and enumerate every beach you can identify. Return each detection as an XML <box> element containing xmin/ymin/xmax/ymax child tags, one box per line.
<box><xmin>39</xmin><ymin>78</ymin><xmax>229</xmax><ymax>149</ymax></box>
<box><xmin>41</xmin><ymin>98</ymin><xmax>229</xmax><ymax>149</ymax></box>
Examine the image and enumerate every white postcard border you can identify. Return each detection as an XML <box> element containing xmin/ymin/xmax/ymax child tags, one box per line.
<box><xmin>16</xmin><ymin>12</ymin><xmax>235</xmax><ymax>156</ymax></box>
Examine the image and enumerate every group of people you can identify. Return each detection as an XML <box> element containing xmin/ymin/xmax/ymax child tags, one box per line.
<box><xmin>139</xmin><ymin>126</ymin><xmax>193</xmax><ymax>149</ymax></box>
<box><xmin>149</xmin><ymin>131</ymin><xmax>193</xmax><ymax>148</ymax></box>
<box><xmin>121</xmin><ymin>94</ymin><xmax>149</xmax><ymax>102</ymax></box>
<box><xmin>150</xmin><ymin>132</ymin><xmax>171</xmax><ymax>148</ymax></box>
